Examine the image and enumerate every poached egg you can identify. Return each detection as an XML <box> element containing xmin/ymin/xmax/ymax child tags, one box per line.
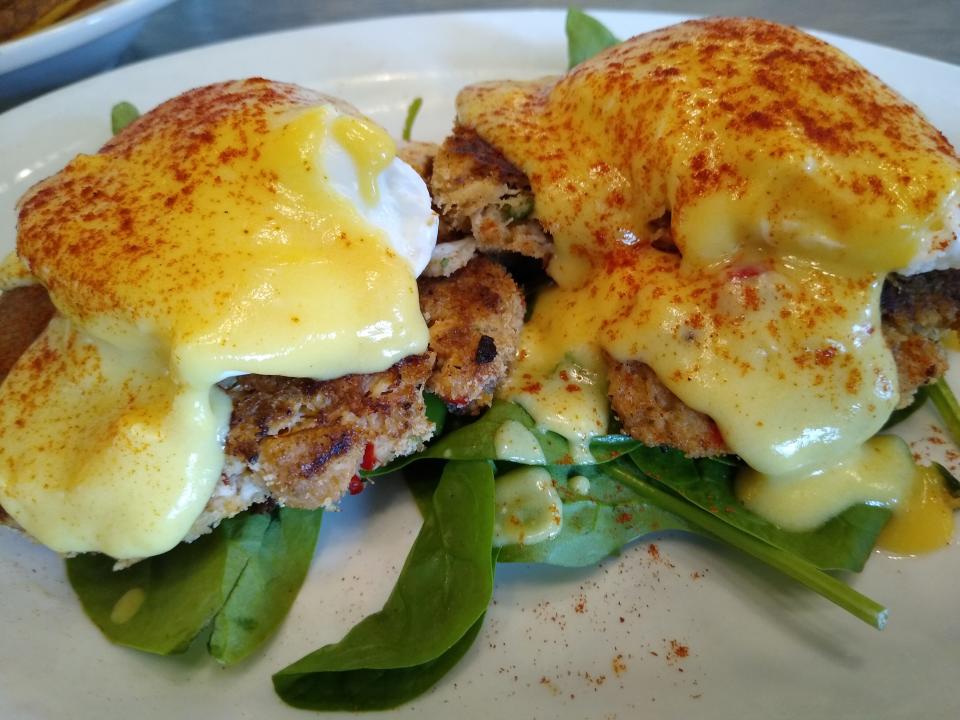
<box><xmin>0</xmin><ymin>78</ymin><xmax>438</xmax><ymax>560</ymax></box>
<box><xmin>456</xmin><ymin>19</ymin><xmax>960</xmax><ymax>540</ymax></box>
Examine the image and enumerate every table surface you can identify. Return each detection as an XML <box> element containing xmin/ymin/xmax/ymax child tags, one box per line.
<box><xmin>125</xmin><ymin>0</ymin><xmax>960</xmax><ymax>66</ymax></box>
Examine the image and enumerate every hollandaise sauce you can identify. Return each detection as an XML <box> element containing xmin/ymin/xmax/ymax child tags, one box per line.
<box><xmin>493</xmin><ymin>467</ymin><xmax>563</xmax><ymax>547</ymax></box>
<box><xmin>457</xmin><ymin>19</ymin><xmax>960</xmax><ymax>538</ymax></box>
<box><xmin>0</xmin><ymin>80</ymin><xmax>435</xmax><ymax>559</ymax></box>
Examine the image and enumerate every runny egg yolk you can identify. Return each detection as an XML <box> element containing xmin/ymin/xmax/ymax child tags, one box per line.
<box><xmin>458</xmin><ymin>19</ymin><xmax>960</xmax><ymax>541</ymax></box>
<box><xmin>0</xmin><ymin>79</ymin><xmax>437</xmax><ymax>560</ymax></box>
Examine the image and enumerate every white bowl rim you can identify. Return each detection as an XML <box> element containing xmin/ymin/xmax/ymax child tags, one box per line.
<box><xmin>0</xmin><ymin>0</ymin><xmax>177</xmax><ymax>75</ymax></box>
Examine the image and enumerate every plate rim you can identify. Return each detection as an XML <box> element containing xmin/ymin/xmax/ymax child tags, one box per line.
<box><xmin>1</xmin><ymin>9</ymin><xmax>959</xmax><ymax>720</ymax></box>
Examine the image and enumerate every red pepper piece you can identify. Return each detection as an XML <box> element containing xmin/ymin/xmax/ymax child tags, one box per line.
<box><xmin>348</xmin><ymin>475</ymin><xmax>364</xmax><ymax>495</ymax></box>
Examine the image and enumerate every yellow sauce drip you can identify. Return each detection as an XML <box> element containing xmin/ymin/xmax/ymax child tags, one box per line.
<box><xmin>502</xmin><ymin>347</ymin><xmax>608</xmax><ymax>464</ymax></box>
<box><xmin>331</xmin><ymin>115</ymin><xmax>396</xmax><ymax>204</ymax></box>
<box><xmin>877</xmin><ymin>465</ymin><xmax>957</xmax><ymax>555</ymax></box>
<box><xmin>0</xmin><ymin>317</ymin><xmax>232</xmax><ymax>558</ymax></box>
<box><xmin>569</xmin><ymin>475</ymin><xmax>591</xmax><ymax>496</ymax></box>
<box><xmin>1</xmin><ymin>81</ymin><xmax>430</xmax><ymax>559</ymax></box>
<box><xmin>737</xmin><ymin>434</ymin><xmax>958</xmax><ymax>555</ymax></box>
<box><xmin>735</xmin><ymin>435</ymin><xmax>915</xmax><ymax>531</ymax></box>
<box><xmin>494</xmin><ymin>420</ymin><xmax>546</xmax><ymax>464</ymax></box>
<box><xmin>493</xmin><ymin>467</ymin><xmax>563</xmax><ymax>547</ymax></box>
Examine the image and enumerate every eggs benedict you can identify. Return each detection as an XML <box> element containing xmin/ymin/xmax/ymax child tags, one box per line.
<box><xmin>428</xmin><ymin>18</ymin><xmax>960</xmax><ymax>536</ymax></box>
<box><xmin>0</xmin><ymin>78</ymin><xmax>461</xmax><ymax>561</ymax></box>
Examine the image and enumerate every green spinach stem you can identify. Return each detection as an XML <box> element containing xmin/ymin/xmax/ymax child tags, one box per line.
<box><xmin>604</xmin><ymin>462</ymin><xmax>888</xmax><ymax>630</ymax></box>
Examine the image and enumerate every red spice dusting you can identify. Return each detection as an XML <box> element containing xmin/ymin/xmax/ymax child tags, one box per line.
<box><xmin>669</xmin><ymin>639</ymin><xmax>690</xmax><ymax>658</ymax></box>
<box><xmin>815</xmin><ymin>346</ymin><xmax>838</xmax><ymax>366</ymax></box>
<box><xmin>742</xmin><ymin>285</ymin><xmax>760</xmax><ymax>311</ymax></box>
<box><xmin>647</xmin><ymin>543</ymin><xmax>660</xmax><ymax>560</ymax></box>
<box><xmin>348</xmin><ymin>475</ymin><xmax>364</xmax><ymax>495</ymax></box>
<box><xmin>616</xmin><ymin>512</ymin><xmax>633</xmax><ymax>524</ymax></box>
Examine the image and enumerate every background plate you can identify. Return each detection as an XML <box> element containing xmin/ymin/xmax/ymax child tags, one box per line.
<box><xmin>1</xmin><ymin>10</ymin><xmax>958</xmax><ymax>720</ymax></box>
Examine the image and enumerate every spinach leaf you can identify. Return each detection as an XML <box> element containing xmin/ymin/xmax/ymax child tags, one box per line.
<box><xmin>273</xmin><ymin>460</ymin><xmax>496</xmax><ymax>711</ymax></box>
<box><xmin>209</xmin><ymin>508</ymin><xmax>323</xmax><ymax>665</ymax></box>
<box><xmin>590</xmin><ymin>434</ymin><xmax>640</xmax><ymax>462</ymax></box>
<box><xmin>110</xmin><ymin>101</ymin><xmax>140</xmax><ymax>135</ymax></box>
<box><xmin>66</xmin><ymin>512</ymin><xmax>270</xmax><ymax>655</ymax></box>
<box><xmin>628</xmin><ymin>445</ymin><xmax>890</xmax><ymax>572</ymax></box>
<box><xmin>405</xmin><ymin>461</ymin><xmax>445</xmax><ymax>518</ymax></box>
<box><xmin>604</xmin><ymin>460</ymin><xmax>887</xmax><ymax>629</ymax></box>
<box><xmin>566</xmin><ymin>7</ymin><xmax>620</xmax><ymax>68</ymax></box>
<box><xmin>276</xmin><ymin>612</ymin><xmax>487</xmax><ymax>712</ymax></box>
<box><xmin>367</xmin><ymin>401</ymin><xmax>636</xmax><ymax>476</ymax></box>
<box><xmin>499</xmin><ymin>464</ymin><xmax>688</xmax><ymax>566</ymax></box>
<box><xmin>424</xmin><ymin>391</ymin><xmax>448</xmax><ymax>436</ymax></box>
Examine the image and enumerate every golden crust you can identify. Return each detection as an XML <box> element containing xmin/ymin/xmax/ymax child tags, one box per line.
<box><xmin>431</xmin><ymin>124</ymin><xmax>530</xmax><ymax>229</ymax></box>
<box><xmin>431</xmin><ymin>125</ymin><xmax>552</xmax><ymax>261</ymax></box>
<box><xmin>223</xmin><ymin>353</ymin><xmax>435</xmax><ymax>508</ymax></box>
<box><xmin>881</xmin><ymin>269</ymin><xmax>960</xmax><ymax>406</ymax></box>
<box><xmin>470</xmin><ymin>206</ymin><xmax>553</xmax><ymax>261</ymax></box>
<box><xmin>606</xmin><ymin>357</ymin><xmax>728</xmax><ymax>457</ymax></box>
<box><xmin>419</xmin><ymin>255</ymin><xmax>525</xmax><ymax>413</ymax></box>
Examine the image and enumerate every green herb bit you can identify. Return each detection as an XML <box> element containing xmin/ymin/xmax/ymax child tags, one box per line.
<box><xmin>927</xmin><ymin>378</ymin><xmax>960</xmax><ymax>447</ymax></box>
<box><xmin>110</xmin><ymin>101</ymin><xmax>141</xmax><ymax>136</ymax></box>
<box><xmin>604</xmin><ymin>460</ymin><xmax>888</xmax><ymax>630</ymax></box>
<box><xmin>500</xmin><ymin>195</ymin><xmax>534</xmax><ymax>221</ymax></box>
<box><xmin>566</xmin><ymin>6</ymin><xmax>620</xmax><ymax>69</ymax></box>
<box><xmin>401</xmin><ymin>97</ymin><xmax>423</xmax><ymax>142</ymax></box>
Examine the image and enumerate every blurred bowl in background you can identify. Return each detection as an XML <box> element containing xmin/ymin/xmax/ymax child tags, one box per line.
<box><xmin>0</xmin><ymin>0</ymin><xmax>176</xmax><ymax>106</ymax></box>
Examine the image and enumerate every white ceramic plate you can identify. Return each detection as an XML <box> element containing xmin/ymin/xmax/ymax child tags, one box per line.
<box><xmin>0</xmin><ymin>0</ymin><xmax>176</xmax><ymax>102</ymax></box>
<box><xmin>1</xmin><ymin>10</ymin><xmax>959</xmax><ymax>720</ymax></box>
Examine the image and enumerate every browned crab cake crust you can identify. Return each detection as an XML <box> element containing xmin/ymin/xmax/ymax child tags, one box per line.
<box><xmin>431</xmin><ymin>125</ymin><xmax>552</xmax><ymax>260</ymax></box>
<box><xmin>222</xmin><ymin>352</ymin><xmax>435</xmax><ymax>509</ymax></box>
<box><xmin>418</xmin><ymin>255</ymin><xmax>525</xmax><ymax>414</ymax></box>
<box><xmin>882</xmin><ymin>269</ymin><xmax>960</xmax><ymax>406</ymax></box>
<box><xmin>606</xmin><ymin>357</ymin><xmax>729</xmax><ymax>458</ymax></box>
